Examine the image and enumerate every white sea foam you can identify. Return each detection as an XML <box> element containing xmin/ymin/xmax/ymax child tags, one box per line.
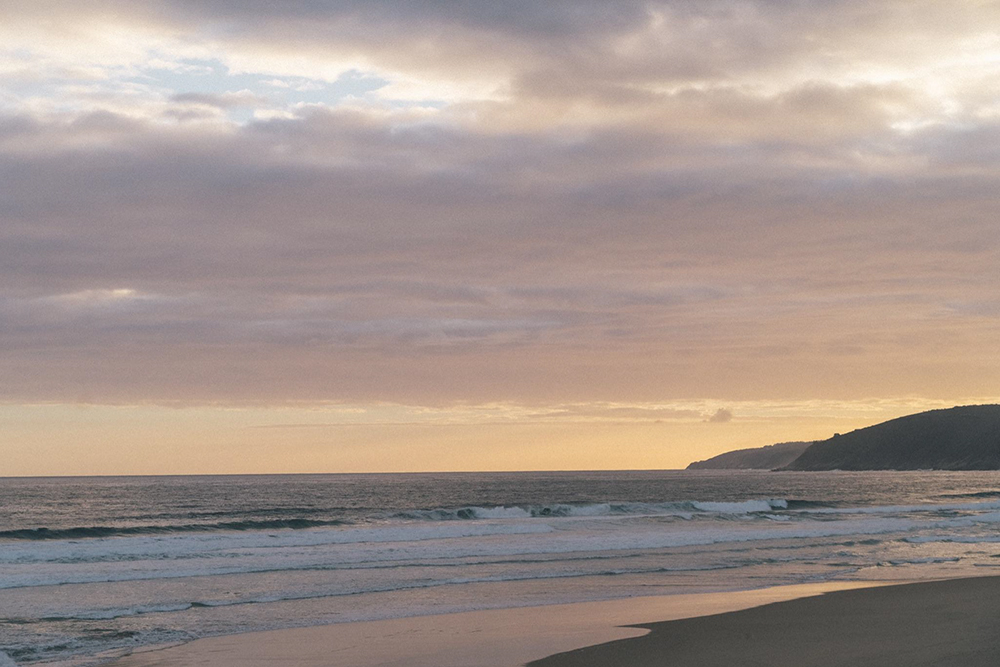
<box><xmin>692</xmin><ymin>499</ymin><xmax>788</xmax><ymax>513</ymax></box>
<box><xmin>472</xmin><ymin>506</ymin><xmax>533</xmax><ymax>519</ymax></box>
<box><xmin>878</xmin><ymin>557</ymin><xmax>961</xmax><ymax>566</ymax></box>
<box><xmin>0</xmin><ymin>520</ymin><xmax>556</xmax><ymax>566</ymax></box>
<box><xmin>790</xmin><ymin>499</ymin><xmax>1000</xmax><ymax>516</ymax></box>
<box><xmin>6</xmin><ymin>508</ymin><xmax>998</xmax><ymax>590</ymax></box>
<box><xmin>387</xmin><ymin>499</ymin><xmax>806</xmax><ymax>522</ymax></box>
<box><xmin>905</xmin><ymin>535</ymin><xmax>1000</xmax><ymax>544</ymax></box>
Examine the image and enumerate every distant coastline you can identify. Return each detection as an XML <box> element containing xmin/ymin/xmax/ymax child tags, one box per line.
<box><xmin>688</xmin><ymin>404</ymin><xmax>1000</xmax><ymax>471</ymax></box>
<box><xmin>687</xmin><ymin>441</ymin><xmax>812</xmax><ymax>470</ymax></box>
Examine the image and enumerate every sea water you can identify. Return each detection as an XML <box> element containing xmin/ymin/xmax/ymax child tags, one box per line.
<box><xmin>3</xmin><ymin>470</ymin><xmax>1000</xmax><ymax>665</ymax></box>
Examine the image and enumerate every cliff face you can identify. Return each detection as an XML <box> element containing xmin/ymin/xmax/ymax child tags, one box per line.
<box><xmin>687</xmin><ymin>441</ymin><xmax>813</xmax><ymax>470</ymax></box>
<box><xmin>782</xmin><ymin>404</ymin><xmax>1000</xmax><ymax>471</ymax></box>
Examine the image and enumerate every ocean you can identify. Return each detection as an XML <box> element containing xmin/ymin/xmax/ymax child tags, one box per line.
<box><xmin>3</xmin><ymin>470</ymin><xmax>1000</xmax><ymax>665</ymax></box>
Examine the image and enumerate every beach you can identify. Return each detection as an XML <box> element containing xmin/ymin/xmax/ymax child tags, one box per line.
<box><xmin>101</xmin><ymin>578</ymin><xmax>994</xmax><ymax>667</ymax></box>
<box><xmin>533</xmin><ymin>576</ymin><xmax>1000</xmax><ymax>667</ymax></box>
<box><xmin>105</xmin><ymin>577</ymin><xmax>1000</xmax><ymax>667</ymax></box>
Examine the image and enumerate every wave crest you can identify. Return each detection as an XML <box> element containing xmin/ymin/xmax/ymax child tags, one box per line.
<box><xmin>392</xmin><ymin>499</ymin><xmax>790</xmax><ymax>522</ymax></box>
<box><xmin>0</xmin><ymin>518</ymin><xmax>351</xmax><ymax>541</ymax></box>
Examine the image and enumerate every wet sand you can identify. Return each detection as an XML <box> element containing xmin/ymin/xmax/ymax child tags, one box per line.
<box><xmin>531</xmin><ymin>576</ymin><xmax>1000</xmax><ymax>667</ymax></box>
<box><xmin>107</xmin><ymin>582</ymin><xmax>880</xmax><ymax>667</ymax></box>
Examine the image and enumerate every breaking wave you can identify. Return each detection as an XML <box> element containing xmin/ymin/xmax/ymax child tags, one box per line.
<box><xmin>934</xmin><ymin>491</ymin><xmax>1000</xmax><ymax>500</ymax></box>
<box><xmin>392</xmin><ymin>498</ymin><xmax>791</xmax><ymax>521</ymax></box>
<box><xmin>0</xmin><ymin>518</ymin><xmax>352</xmax><ymax>541</ymax></box>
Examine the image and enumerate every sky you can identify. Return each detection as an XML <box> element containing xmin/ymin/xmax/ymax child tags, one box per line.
<box><xmin>2</xmin><ymin>0</ymin><xmax>999</xmax><ymax>475</ymax></box>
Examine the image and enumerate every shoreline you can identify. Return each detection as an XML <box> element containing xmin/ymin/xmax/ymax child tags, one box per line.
<box><xmin>106</xmin><ymin>580</ymin><xmax>890</xmax><ymax>667</ymax></box>
<box><xmin>531</xmin><ymin>575</ymin><xmax>1000</xmax><ymax>667</ymax></box>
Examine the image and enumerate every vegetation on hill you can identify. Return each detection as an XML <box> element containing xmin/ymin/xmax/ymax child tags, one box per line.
<box><xmin>781</xmin><ymin>405</ymin><xmax>1000</xmax><ymax>471</ymax></box>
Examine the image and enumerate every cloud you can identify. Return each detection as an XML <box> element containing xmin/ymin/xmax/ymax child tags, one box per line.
<box><xmin>707</xmin><ymin>408</ymin><xmax>734</xmax><ymax>423</ymax></box>
<box><xmin>0</xmin><ymin>1</ymin><xmax>998</xmax><ymax>408</ymax></box>
<box><xmin>1</xmin><ymin>99</ymin><xmax>998</xmax><ymax>404</ymax></box>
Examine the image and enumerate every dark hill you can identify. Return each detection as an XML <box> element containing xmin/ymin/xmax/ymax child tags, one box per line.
<box><xmin>782</xmin><ymin>404</ymin><xmax>1000</xmax><ymax>471</ymax></box>
<box><xmin>687</xmin><ymin>441</ymin><xmax>813</xmax><ymax>470</ymax></box>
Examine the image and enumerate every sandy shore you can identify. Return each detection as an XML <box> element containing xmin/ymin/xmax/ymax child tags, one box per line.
<box><xmin>531</xmin><ymin>576</ymin><xmax>1000</xmax><ymax>667</ymax></box>
<box><xmin>107</xmin><ymin>581</ymin><xmax>880</xmax><ymax>667</ymax></box>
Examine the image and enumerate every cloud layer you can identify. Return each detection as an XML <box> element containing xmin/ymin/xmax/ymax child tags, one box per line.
<box><xmin>2</xmin><ymin>0</ymin><xmax>999</xmax><ymax>411</ymax></box>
